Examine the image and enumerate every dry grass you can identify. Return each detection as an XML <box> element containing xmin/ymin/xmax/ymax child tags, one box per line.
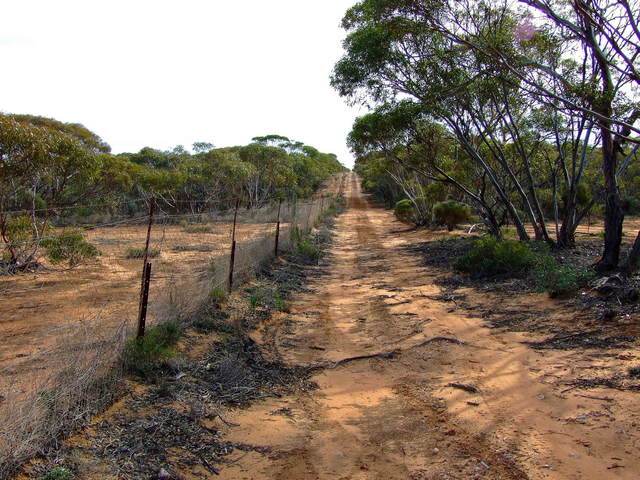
<box><xmin>0</xmin><ymin>174</ymin><xmax>348</xmax><ymax>478</ymax></box>
<box><xmin>0</xmin><ymin>319</ymin><xmax>129</xmax><ymax>479</ymax></box>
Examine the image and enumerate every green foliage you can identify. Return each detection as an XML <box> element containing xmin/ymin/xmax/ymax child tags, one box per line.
<box><xmin>621</xmin><ymin>195</ymin><xmax>640</xmax><ymax>215</ymax></box>
<box><xmin>295</xmin><ymin>239</ymin><xmax>322</xmax><ymax>263</ymax></box>
<box><xmin>38</xmin><ymin>468</ymin><xmax>73</xmax><ymax>480</ymax></box>
<box><xmin>124</xmin><ymin>322</ymin><xmax>181</xmax><ymax>378</ymax></box>
<box><xmin>41</xmin><ymin>230</ymin><xmax>99</xmax><ymax>267</ymax></box>
<box><xmin>455</xmin><ymin>237</ymin><xmax>537</xmax><ymax>277</ymax></box>
<box><xmin>433</xmin><ymin>201</ymin><xmax>471</xmax><ymax>231</ymax></box>
<box><xmin>249</xmin><ymin>293</ymin><xmax>262</xmax><ymax>309</ymax></box>
<box><xmin>2</xmin><ymin>216</ymin><xmax>37</xmax><ymax>254</ymax></box>
<box><xmin>208</xmin><ymin>287</ymin><xmax>226</xmax><ymax>307</ymax></box>
<box><xmin>181</xmin><ymin>223</ymin><xmax>213</xmax><ymax>233</ymax></box>
<box><xmin>124</xmin><ymin>247</ymin><xmax>160</xmax><ymax>259</ymax></box>
<box><xmin>273</xmin><ymin>290</ymin><xmax>286</xmax><ymax>311</ymax></box>
<box><xmin>394</xmin><ymin>199</ymin><xmax>417</xmax><ymax>224</ymax></box>
<box><xmin>533</xmin><ymin>257</ymin><xmax>594</xmax><ymax>298</ymax></box>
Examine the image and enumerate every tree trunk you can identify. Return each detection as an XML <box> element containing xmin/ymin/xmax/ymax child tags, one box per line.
<box><xmin>625</xmin><ymin>230</ymin><xmax>640</xmax><ymax>275</ymax></box>
<box><xmin>596</xmin><ymin>129</ymin><xmax>625</xmax><ymax>272</ymax></box>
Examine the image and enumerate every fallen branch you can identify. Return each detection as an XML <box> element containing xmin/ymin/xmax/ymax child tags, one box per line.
<box><xmin>447</xmin><ymin>382</ymin><xmax>479</xmax><ymax>393</ymax></box>
<box><xmin>330</xmin><ymin>350</ymin><xmax>399</xmax><ymax>368</ymax></box>
<box><xmin>410</xmin><ymin>336</ymin><xmax>466</xmax><ymax>348</ymax></box>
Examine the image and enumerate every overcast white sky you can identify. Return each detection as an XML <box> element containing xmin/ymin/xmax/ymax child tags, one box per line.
<box><xmin>1</xmin><ymin>1</ymin><xmax>363</xmax><ymax>167</ymax></box>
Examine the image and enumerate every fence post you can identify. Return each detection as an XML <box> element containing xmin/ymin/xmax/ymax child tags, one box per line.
<box><xmin>137</xmin><ymin>197</ymin><xmax>156</xmax><ymax>338</ymax></box>
<box><xmin>137</xmin><ymin>262</ymin><xmax>152</xmax><ymax>338</ymax></box>
<box><xmin>274</xmin><ymin>199</ymin><xmax>282</xmax><ymax>257</ymax></box>
<box><xmin>228</xmin><ymin>199</ymin><xmax>239</xmax><ymax>292</ymax></box>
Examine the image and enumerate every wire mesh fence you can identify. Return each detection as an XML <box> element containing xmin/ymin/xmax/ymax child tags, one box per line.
<box><xmin>0</xmin><ymin>173</ymin><xmax>348</xmax><ymax>477</ymax></box>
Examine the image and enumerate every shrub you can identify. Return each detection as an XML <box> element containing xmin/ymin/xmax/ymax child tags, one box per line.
<box><xmin>455</xmin><ymin>237</ymin><xmax>537</xmax><ymax>277</ymax></box>
<box><xmin>208</xmin><ymin>287</ymin><xmax>226</xmax><ymax>307</ymax></box>
<box><xmin>249</xmin><ymin>293</ymin><xmax>262</xmax><ymax>309</ymax></box>
<box><xmin>433</xmin><ymin>201</ymin><xmax>471</xmax><ymax>231</ymax></box>
<box><xmin>622</xmin><ymin>195</ymin><xmax>640</xmax><ymax>215</ymax></box>
<box><xmin>124</xmin><ymin>247</ymin><xmax>160</xmax><ymax>259</ymax></box>
<box><xmin>41</xmin><ymin>230</ymin><xmax>99</xmax><ymax>267</ymax></box>
<box><xmin>38</xmin><ymin>467</ymin><xmax>73</xmax><ymax>480</ymax></box>
<box><xmin>533</xmin><ymin>257</ymin><xmax>594</xmax><ymax>298</ymax></box>
<box><xmin>394</xmin><ymin>199</ymin><xmax>417</xmax><ymax>224</ymax></box>
<box><xmin>193</xmin><ymin>311</ymin><xmax>233</xmax><ymax>333</ymax></box>
<box><xmin>273</xmin><ymin>290</ymin><xmax>286</xmax><ymax>311</ymax></box>
<box><xmin>295</xmin><ymin>239</ymin><xmax>321</xmax><ymax>263</ymax></box>
<box><xmin>123</xmin><ymin>322</ymin><xmax>181</xmax><ymax>378</ymax></box>
<box><xmin>182</xmin><ymin>223</ymin><xmax>213</xmax><ymax>233</ymax></box>
<box><xmin>1</xmin><ymin>216</ymin><xmax>49</xmax><ymax>269</ymax></box>
<box><xmin>394</xmin><ymin>198</ymin><xmax>430</xmax><ymax>226</ymax></box>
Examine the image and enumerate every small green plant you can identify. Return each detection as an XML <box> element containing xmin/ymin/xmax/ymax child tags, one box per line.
<box><xmin>295</xmin><ymin>239</ymin><xmax>321</xmax><ymax>263</ymax></box>
<box><xmin>534</xmin><ymin>257</ymin><xmax>594</xmax><ymax>298</ymax></box>
<box><xmin>38</xmin><ymin>467</ymin><xmax>73</xmax><ymax>480</ymax></box>
<box><xmin>124</xmin><ymin>322</ymin><xmax>181</xmax><ymax>378</ymax></box>
<box><xmin>124</xmin><ymin>247</ymin><xmax>160</xmax><ymax>259</ymax></box>
<box><xmin>41</xmin><ymin>230</ymin><xmax>99</xmax><ymax>267</ymax></box>
<box><xmin>208</xmin><ymin>287</ymin><xmax>226</xmax><ymax>307</ymax></box>
<box><xmin>273</xmin><ymin>290</ymin><xmax>286</xmax><ymax>311</ymax></box>
<box><xmin>455</xmin><ymin>236</ymin><xmax>537</xmax><ymax>277</ymax></box>
<box><xmin>433</xmin><ymin>201</ymin><xmax>471</xmax><ymax>231</ymax></box>
<box><xmin>249</xmin><ymin>293</ymin><xmax>262</xmax><ymax>309</ymax></box>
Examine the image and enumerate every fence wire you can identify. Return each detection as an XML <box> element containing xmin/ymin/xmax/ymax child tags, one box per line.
<box><xmin>0</xmin><ymin>173</ymin><xmax>348</xmax><ymax>477</ymax></box>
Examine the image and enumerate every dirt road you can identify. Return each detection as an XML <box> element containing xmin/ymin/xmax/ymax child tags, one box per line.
<box><xmin>215</xmin><ymin>172</ymin><xmax>638</xmax><ymax>480</ymax></box>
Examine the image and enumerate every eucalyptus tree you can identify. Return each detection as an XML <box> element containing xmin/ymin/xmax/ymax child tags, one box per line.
<box><xmin>332</xmin><ymin>0</ymin><xmax>562</xmax><ymax>242</ymax></box>
<box><xmin>349</xmin><ymin>102</ymin><xmax>508</xmax><ymax>236</ymax></box>
<box><xmin>333</xmin><ymin>0</ymin><xmax>639</xmax><ymax>259</ymax></box>
<box><xmin>374</xmin><ymin>0</ymin><xmax>639</xmax><ymax>267</ymax></box>
<box><xmin>0</xmin><ymin>114</ymin><xmax>101</xmax><ymax>269</ymax></box>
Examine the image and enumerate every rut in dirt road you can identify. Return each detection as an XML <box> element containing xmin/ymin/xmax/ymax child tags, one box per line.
<box><xmin>219</xmin><ymin>173</ymin><xmax>526</xmax><ymax>480</ymax></box>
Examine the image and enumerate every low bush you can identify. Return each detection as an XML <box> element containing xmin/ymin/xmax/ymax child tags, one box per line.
<box><xmin>182</xmin><ymin>223</ymin><xmax>213</xmax><ymax>234</ymax></box>
<box><xmin>172</xmin><ymin>245</ymin><xmax>214</xmax><ymax>252</ymax></box>
<box><xmin>295</xmin><ymin>239</ymin><xmax>322</xmax><ymax>263</ymax></box>
<box><xmin>124</xmin><ymin>247</ymin><xmax>160</xmax><ymax>259</ymax></box>
<box><xmin>455</xmin><ymin>236</ymin><xmax>537</xmax><ymax>277</ymax></box>
<box><xmin>123</xmin><ymin>322</ymin><xmax>181</xmax><ymax>378</ymax></box>
<box><xmin>533</xmin><ymin>257</ymin><xmax>594</xmax><ymax>298</ymax></box>
<box><xmin>394</xmin><ymin>198</ymin><xmax>430</xmax><ymax>226</ymax></box>
<box><xmin>41</xmin><ymin>230</ymin><xmax>99</xmax><ymax>267</ymax></box>
<box><xmin>433</xmin><ymin>201</ymin><xmax>471</xmax><ymax>231</ymax></box>
<box><xmin>38</xmin><ymin>467</ymin><xmax>73</xmax><ymax>480</ymax></box>
<box><xmin>273</xmin><ymin>290</ymin><xmax>287</xmax><ymax>311</ymax></box>
<box><xmin>208</xmin><ymin>287</ymin><xmax>226</xmax><ymax>307</ymax></box>
<box><xmin>394</xmin><ymin>199</ymin><xmax>416</xmax><ymax>224</ymax></box>
<box><xmin>193</xmin><ymin>310</ymin><xmax>233</xmax><ymax>334</ymax></box>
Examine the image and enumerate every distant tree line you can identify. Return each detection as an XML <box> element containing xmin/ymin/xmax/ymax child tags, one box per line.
<box><xmin>0</xmin><ymin>114</ymin><xmax>345</xmax><ymax>271</ymax></box>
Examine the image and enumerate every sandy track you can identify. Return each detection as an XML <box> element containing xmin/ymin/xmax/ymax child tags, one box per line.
<box><xmin>212</xmin><ymin>172</ymin><xmax>639</xmax><ymax>480</ymax></box>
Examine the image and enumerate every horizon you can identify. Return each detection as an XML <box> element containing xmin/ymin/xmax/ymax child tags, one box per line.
<box><xmin>0</xmin><ymin>1</ymin><xmax>362</xmax><ymax>168</ymax></box>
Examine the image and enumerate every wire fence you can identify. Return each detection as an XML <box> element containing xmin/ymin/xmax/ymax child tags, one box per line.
<box><xmin>0</xmin><ymin>172</ymin><xmax>349</xmax><ymax>478</ymax></box>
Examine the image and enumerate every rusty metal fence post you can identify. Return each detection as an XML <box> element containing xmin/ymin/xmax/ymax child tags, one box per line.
<box><xmin>274</xmin><ymin>199</ymin><xmax>282</xmax><ymax>257</ymax></box>
<box><xmin>228</xmin><ymin>199</ymin><xmax>239</xmax><ymax>292</ymax></box>
<box><xmin>137</xmin><ymin>197</ymin><xmax>156</xmax><ymax>338</ymax></box>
